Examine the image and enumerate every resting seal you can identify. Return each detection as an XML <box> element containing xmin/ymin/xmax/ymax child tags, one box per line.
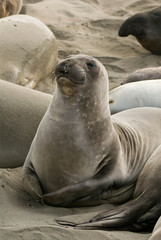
<box><xmin>118</xmin><ymin>7</ymin><xmax>161</xmax><ymax>54</ymax></box>
<box><xmin>22</xmin><ymin>55</ymin><xmax>161</xmax><ymax>235</ymax></box>
<box><xmin>121</xmin><ymin>66</ymin><xmax>161</xmax><ymax>84</ymax></box>
<box><xmin>109</xmin><ymin>80</ymin><xmax>161</xmax><ymax>114</ymax></box>
<box><xmin>0</xmin><ymin>80</ymin><xmax>51</xmax><ymax>168</ymax></box>
<box><xmin>0</xmin><ymin>0</ymin><xmax>22</xmax><ymax>18</ymax></box>
<box><xmin>0</xmin><ymin>15</ymin><xmax>58</xmax><ymax>91</ymax></box>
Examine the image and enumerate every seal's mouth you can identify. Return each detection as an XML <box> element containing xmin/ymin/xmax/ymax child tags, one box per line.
<box><xmin>56</xmin><ymin>75</ymin><xmax>85</xmax><ymax>85</ymax></box>
<box><xmin>56</xmin><ymin>74</ymin><xmax>72</xmax><ymax>83</ymax></box>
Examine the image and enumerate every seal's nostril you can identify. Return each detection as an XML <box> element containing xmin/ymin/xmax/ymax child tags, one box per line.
<box><xmin>64</xmin><ymin>64</ymin><xmax>68</xmax><ymax>73</ymax></box>
<box><xmin>54</xmin><ymin>61</ymin><xmax>69</xmax><ymax>76</ymax></box>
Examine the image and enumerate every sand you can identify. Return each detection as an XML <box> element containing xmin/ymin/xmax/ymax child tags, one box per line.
<box><xmin>0</xmin><ymin>168</ymin><xmax>151</xmax><ymax>240</ymax></box>
<box><xmin>1</xmin><ymin>0</ymin><xmax>161</xmax><ymax>239</ymax></box>
<box><xmin>23</xmin><ymin>0</ymin><xmax>161</xmax><ymax>92</ymax></box>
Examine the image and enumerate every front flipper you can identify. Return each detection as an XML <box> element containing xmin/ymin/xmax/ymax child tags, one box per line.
<box><xmin>22</xmin><ymin>167</ymin><xmax>43</xmax><ymax>203</ymax></box>
<box><xmin>43</xmin><ymin>177</ymin><xmax>108</xmax><ymax>207</ymax></box>
<box><xmin>24</xmin><ymin>79</ymin><xmax>39</xmax><ymax>89</ymax></box>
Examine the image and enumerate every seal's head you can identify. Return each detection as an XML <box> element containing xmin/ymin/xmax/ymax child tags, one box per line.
<box><xmin>54</xmin><ymin>54</ymin><xmax>108</xmax><ymax>97</ymax></box>
<box><xmin>118</xmin><ymin>7</ymin><xmax>161</xmax><ymax>54</ymax></box>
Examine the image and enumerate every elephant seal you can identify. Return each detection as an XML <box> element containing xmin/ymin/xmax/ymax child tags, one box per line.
<box><xmin>0</xmin><ymin>0</ymin><xmax>22</xmax><ymax>18</ymax></box>
<box><xmin>22</xmin><ymin>55</ymin><xmax>161</xmax><ymax>234</ymax></box>
<box><xmin>118</xmin><ymin>7</ymin><xmax>161</xmax><ymax>54</ymax></box>
<box><xmin>109</xmin><ymin>80</ymin><xmax>161</xmax><ymax>114</ymax></box>
<box><xmin>0</xmin><ymin>15</ymin><xmax>58</xmax><ymax>91</ymax></box>
<box><xmin>121</xmin><ymin>67</ymin><xmax>161</xmax><ymax>84</ymax></box>
<box><xmin>0</xmin><ymin>80</ymin><xmax>51</xmax><ymax>168</ymax></box>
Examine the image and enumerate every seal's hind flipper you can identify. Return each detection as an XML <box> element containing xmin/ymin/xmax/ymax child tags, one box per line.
<box><xmin>22</xmin><ymin>167</ymin><xmax>43</xmax><ymax>204</ymax></box>
<box><xmin>76</xmin><ymin>198</ymin><xmax>153</xmax><ymax>231</ymax></box>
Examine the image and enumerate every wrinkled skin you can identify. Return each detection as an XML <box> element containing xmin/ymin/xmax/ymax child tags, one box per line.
<box><xmin>119</xmin><ymin>7</ymin><xmax>161</xmax><ymax>54</ymax></box>
<box><xmin>22</xmin><ymin>55</ymin><xmax>161</xmax><ymax>237</ymax></box>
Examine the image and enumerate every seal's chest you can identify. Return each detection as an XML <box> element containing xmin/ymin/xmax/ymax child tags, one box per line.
<box><xmin>38</xmin><ymin>139</ymin><xmax>104</xmax><ymax>193</ymax></box>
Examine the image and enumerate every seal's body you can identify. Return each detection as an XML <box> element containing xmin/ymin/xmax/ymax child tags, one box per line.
<box><xmin>0</xmin><ymin>80</ymin><xmax>51</xmax><ymax>168</ymax></box>
<box><xmin>0</xmin><ymin>15</ymin><xmax>58</xmax><ymax>90</ymax></box>
<box><xmin>121</xmin><ymin>67</ymin><xmax>161</xmax><ymax>84</ymax></box>
<box><xmin>22</xmin><ymin>55</ymin><xmax>161</xmax><ymax>236</ymax></box>
<box><xmin>109</xmin><ymin>80</ymin><xmax>161</xmax><ymax>114</ymax></box>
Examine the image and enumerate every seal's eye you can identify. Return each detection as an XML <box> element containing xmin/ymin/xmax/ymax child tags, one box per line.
<box><xmin>152</xmin><ymin>12</ymin><xmax>161</xmax><ymax>18</ymax></box>
<box><xmin>86</xmin><ymin>62</ymin><xmax>95</xmax><ymax>69</ymax></box>
<box><xmin>153</xmin><ymin>13</ymin><xmax>159</xmax><ymax>17</ymax></box>
<box><xmin>151</xmin><ymin>11</ymin><xmax>161</xmax><ymax>23</ymax></box>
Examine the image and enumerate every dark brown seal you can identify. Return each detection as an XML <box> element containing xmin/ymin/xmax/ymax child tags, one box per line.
<box><xmin>22</xmin><ymin>55</ymin><xmax>161</xmax><ymax>235</ymax></box>
<box><xmin>118</xmin><ymin>7</ymin><xmax>161</xmax><ymax>55</ymax></box>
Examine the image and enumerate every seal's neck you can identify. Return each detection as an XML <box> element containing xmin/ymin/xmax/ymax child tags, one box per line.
<box><xmin>49</xmin><ymin>85</ymin><xmax>122</xmax><ymax>174</ymax></box>
<box><xmin>51</xmin><ymin>85</ymin><xmax>111</xmax><ymax>128</ymax></box>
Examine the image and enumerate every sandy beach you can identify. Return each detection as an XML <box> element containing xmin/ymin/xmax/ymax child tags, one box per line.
<box><xmin>22</xmin><ymin>0</ymin><xmax>161</xmax><ymax>92</ymax></box>
<box><xmin>1</xmin><ymin>0</ymin><xmax>161</xmax><ymax>239</ymax></box>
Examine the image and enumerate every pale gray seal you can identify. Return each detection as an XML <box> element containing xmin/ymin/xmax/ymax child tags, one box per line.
<box><xmin>22</xmin><ymin>55</ymin><xmax>161</xmax><ymax>235</ymax></box>
<box><xmin>109</xmin><ymin>80</ymin><xmax>161</xmax><ymax>114</ymax></box>
<box><xmin>121</xmin><ymin>67</ymin><xmax>161</xmax><ymax>84</ymax></box>
<box><xmin>0</xmin><ymin>80</ymin><xmax>51</xmax><ymax>168</ymax></box>
<box><xmin>119</xmin><ymin>7</ymin><xmax>161</xmax><ymax>54</ymax></box>
<box><xmin>0</xmin><ymin>0</ymin><xmax>22</xmax><ymax>18</ymax></box>
<box><xmin>0</xmin><ymin>15</ymin><xmax>58</xmax><ymax>91</ymax></box>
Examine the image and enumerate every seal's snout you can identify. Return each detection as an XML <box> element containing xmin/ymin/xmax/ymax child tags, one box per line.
<box><xmin>118</xmin><ymin>21</ymin><xmax>130</xmax><ymax>37</ymax></box>
<box><xmin>54</xmin><ymin>59</ymin><xmax>86</xmax><ymax>84</ymax></box>
<box><xmin>54</xmin><ymin>61</ymin><xmax>69</xmax><ymax>78</ymax></box>
<box><xmin>118</xmin><ymin>14</ymin><xmax>145</xmax><ymax>37</ymax></box>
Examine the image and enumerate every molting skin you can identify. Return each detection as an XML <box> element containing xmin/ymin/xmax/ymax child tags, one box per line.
<box><xmin>0</xmin><ymin>15</ymin><xmax>58</xmax><ymax>89</ymax></box>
